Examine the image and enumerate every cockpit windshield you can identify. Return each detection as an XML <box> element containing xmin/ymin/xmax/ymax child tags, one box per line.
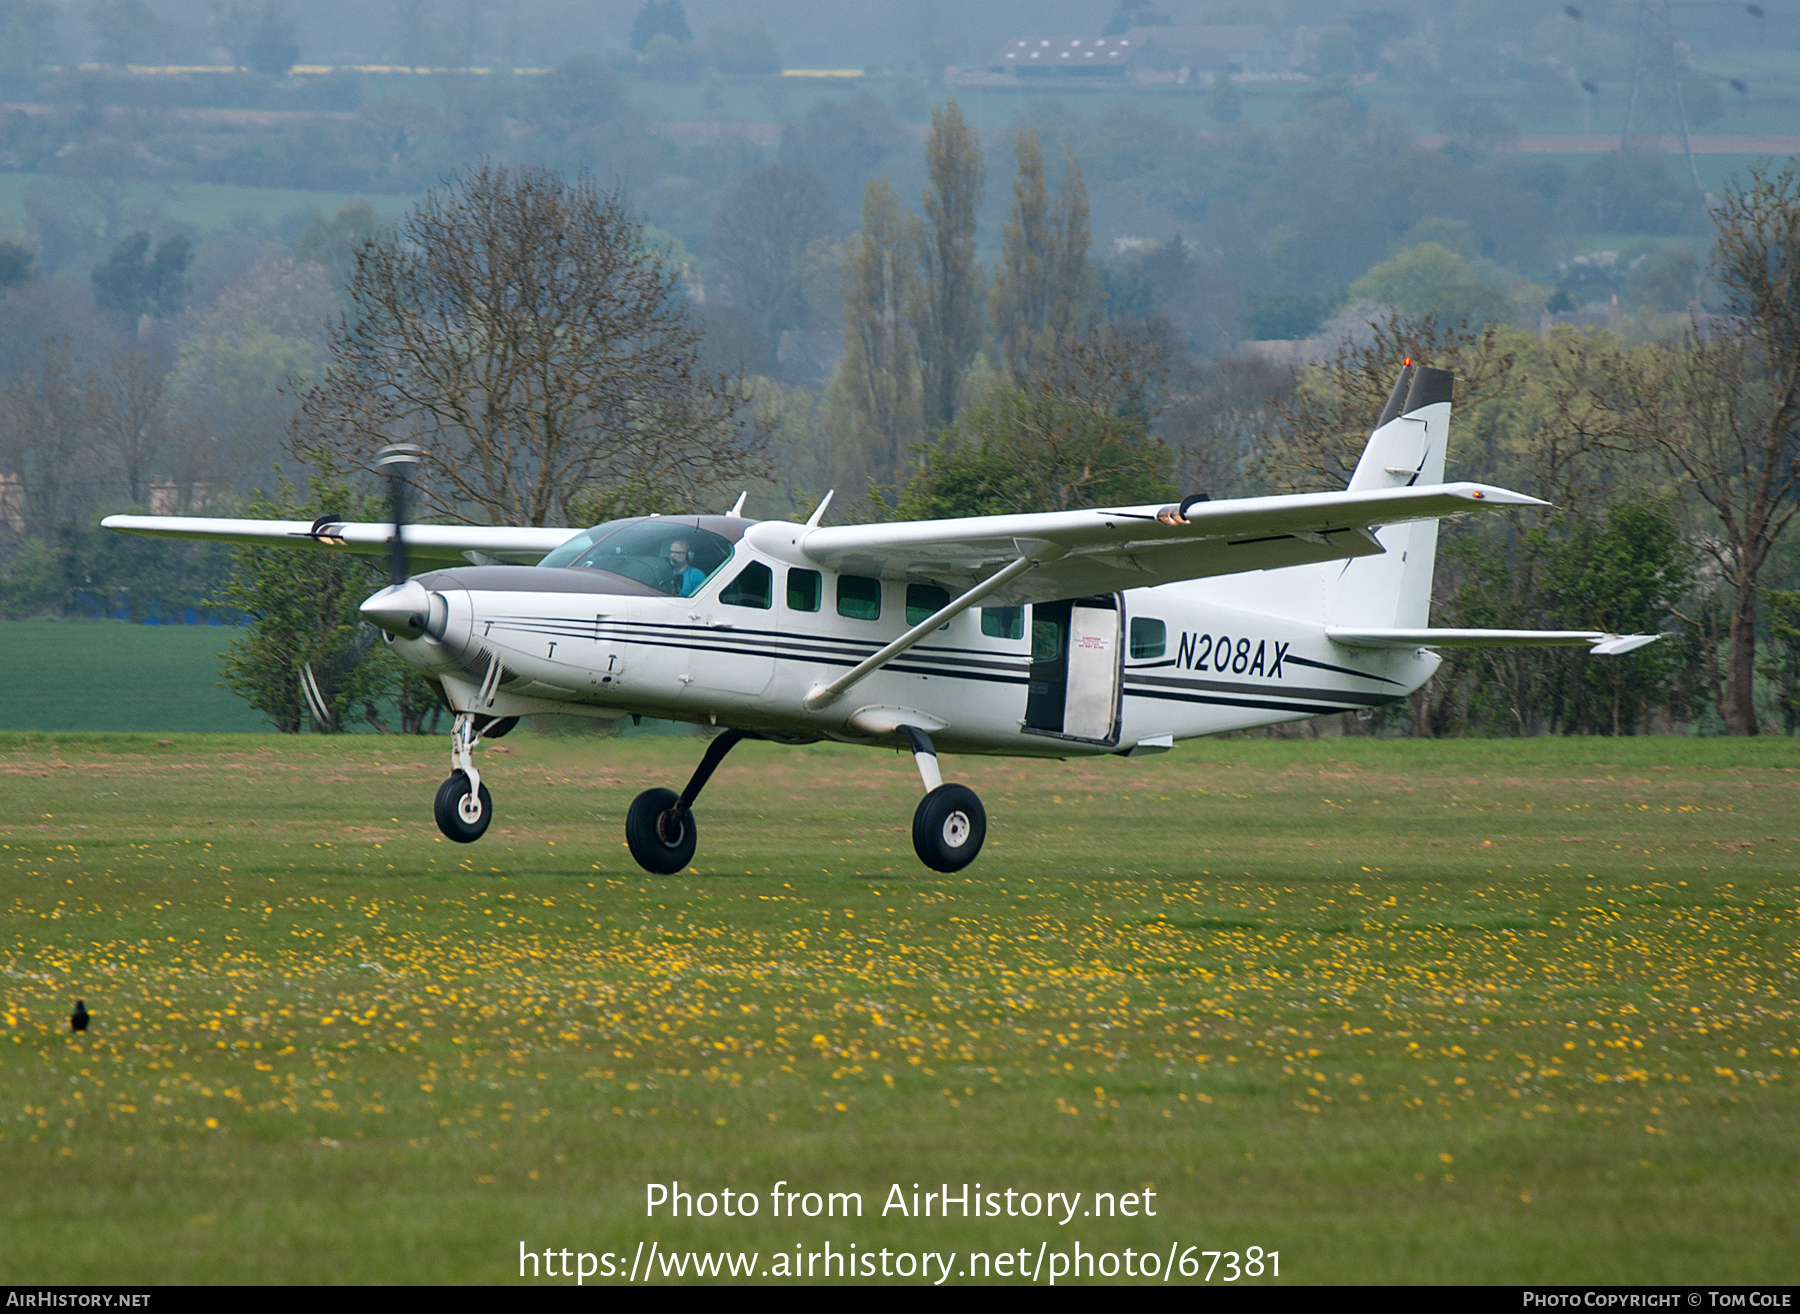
<box><xmin>537</xmin><ymin>518</ymin><xmax>734</xmax><ymax>597</ymax></box>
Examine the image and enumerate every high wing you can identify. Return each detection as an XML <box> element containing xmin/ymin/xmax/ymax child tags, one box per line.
<box><xmin>99</xmin><ymin>514</ymin><xmax>579</xmax><ymax>567</ymax></box>
<box><xmin>1328</xmin><ymin>628</ymin><xmax>1660</xmax><ymax>656</ymax></box>
<box><xmin>759</xmin><ymin>481</ymin><xmax>1547</xmax><ymax>607</ymax></box>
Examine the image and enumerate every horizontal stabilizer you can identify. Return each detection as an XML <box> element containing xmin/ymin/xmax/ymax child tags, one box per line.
<box><xmin>1326</xmin><ymin>627</ymin><xmax>1660</xmax><ymax>656</ymax></box>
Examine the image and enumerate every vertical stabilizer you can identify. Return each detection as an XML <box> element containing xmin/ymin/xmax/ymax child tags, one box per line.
<box><xmin>1327</xmin><ymin>365</ymin><xmax>1455</xmax><ymax>629</ymax></box>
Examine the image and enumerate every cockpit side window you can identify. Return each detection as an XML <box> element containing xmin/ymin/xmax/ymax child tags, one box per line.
<box><xmin>720</xmin><ymin>561</ymin><xmax>773</xmax><ymax>609</ymax></box>
<box><xmin>560</xmin><ymin>521</ymin><xmax>734</xmax><ymax>596</ymax></box>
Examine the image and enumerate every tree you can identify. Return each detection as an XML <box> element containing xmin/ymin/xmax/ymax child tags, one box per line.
<box><xmin>1346</xmin><ymin>244</ymin><xmax>1511</xmax><ymax>327</ymax></box>
<box><xmin>989</xmin><ymin>131</ymin><xmax>1096</xmax><ymax>385</ymax></box>
<box><xmin>295</xmin><ymin>199</ymin><xmax>379</xmax><ymax>291</ymax></box>
<box><xmin>1205</xmin><ymin>74</ymin><xmax>1243</xmax><ymax>127</ymax></box>
<box><xmin>1256</xmin><ymin>313</ymin><xmax>1518</xmax><ymax>493</ymax></box>
<box><xmin>1133</xmin><ymin>237</ymin><xmax>1243</xmax><ymax>357</ymax></box>
<box><xmin>354</xmin><ymin>95</ymin><xmax>442</xmax><ymax>175</ymax></box>
<box><xmin>702</xmin><ymin>20</ymin><xmax>779</xmax><ymax>76</ymax></box>
<box><xmin>88</xmin><ymin>0</ymin><xmax>167</xmax><ymax>66</ymax></box>
<box><xmin>1759</xmin><ymin>588</ymin><xmax>1800</xmax><ymax>734</ymax></box>
<box><xmin>90</xmin><ymin>231</ymin><xmax>191</xmax><ymax>326</ymax></box>
<box><xmin>0</xmin><ymin>0</ymin><xmax>60</xmax><ymax>80</ymax></box>
<box><xmin>1445</xmin><ymin>504</ymin><xmax>1690</xmax><ymax>736</ymax></box>
<box><xmin>629</xmin><ymin>0</ymin><xmax>688</xmax><ymax>52</ymax></box>
<box><xmin>532</xmin><ymin>57</ymin><xmax>626</xmax><ymax>139</ymax></box>
<box><xmin>0</xmin><ymin>237</ymin><xmax>36</xmax><ymax>288</ymax></box>
<box><xmin>213</xmin><ymin>467</ymin><xmax>401</xmax><ymax>733</ymax></box>
<box><xmin>825</xmin><ymin>177</ymin><xmax>922</xmax><ymax>492</ymax></box>
<box><xmin>1623</xmin><ymin>246</ymin><xmax>1701</xmax><ymax>313</ymax></box>
<box><xmin>777</xmin><ymin>94</ymin><xmax>908</xmax><ymax>212</ymax></box>
<box><xmin>244</xmin><ymin>5</ymin><xmax>299</xmax><ymax>75</ymax></box>
<box><xmin>298</xmin><ymin>160</ymin><xmax>758</xmax><ymax>528</ymax></box>
<box><xmin>1540</xmin><ymin>503</ymin><xmax>1690</xmax><ymax>735</ymax></box>
<box><xmin>896</xmin><ymin>334</ymin><xmax>1177</xmax><ymax>519</ymax></box>
<box><xmin>1596</xmin><ymin>165</ymin><xmax>1800</xmax><ymax>735</ymax></box>
<box><xmin>707</xmin><ymin>164</ymin><xmax>837</xmax><ymax>335</ymax></box>
<box><xmin>173</xmin><ymin>256</ymin><xmax>335</xmax><ymax>496</ymax></box>
<box><xmin>912</xmin><ymin>99</ymin><xmax>985</xmax><ymax>433</ymax></box>
<box><xmin>90</xmin><ymin>347</ymin><xmax>169</xmax><ymax>506</ymax></box>
<box><xmin>0</xmin><ymin>340</ymin><xmax>95</xmax><ymax>540</ymax></box>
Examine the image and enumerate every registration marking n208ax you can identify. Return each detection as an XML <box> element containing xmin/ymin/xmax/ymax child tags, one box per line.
<box><xmin>1174</xmin><ymin>634</ymin><xmax>1288</xmax><ymax>678</ymax></box>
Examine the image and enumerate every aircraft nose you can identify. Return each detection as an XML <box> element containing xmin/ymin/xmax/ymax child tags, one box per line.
<box><xmin>361</xmin><ymin>579</ymin><xmax>442</xmax><ymax>638</ymax></box>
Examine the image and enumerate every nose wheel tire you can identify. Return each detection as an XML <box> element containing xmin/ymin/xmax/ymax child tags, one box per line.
<box><xmin>626</xmin><ymin>787</ymin><xmax>698</xmax><ymax>875</ymax></box>
<box><xmin>434</xmin><ymin>772</ymin><xmax>493</xmax><ymax>843</ymax></box>
<box><xmin>912</xmin><ymin>783</ymin><xmax>986</xmax><ymax>872</ymax></box>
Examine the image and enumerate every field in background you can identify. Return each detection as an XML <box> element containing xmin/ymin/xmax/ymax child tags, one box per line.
<box><xmin>2</xmin><ymin>732</ymin><xmax>1796</xmax><ymax>1283</ymax></box>
<box><xmin>0</xmin><ymin>620</ymin><xmax>267</xmax><ymax>734</ymax></box>
<box><xmin>0</xmin><ymin>176</ymin><xmax>414</xmax><ymax>242</ymax></box>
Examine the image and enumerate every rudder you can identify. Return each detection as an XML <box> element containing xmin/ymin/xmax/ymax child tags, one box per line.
<box><xmin>1327</xmin><ymin>364</ymin><xmax>1454</xmax><ymax>629</ymax></box>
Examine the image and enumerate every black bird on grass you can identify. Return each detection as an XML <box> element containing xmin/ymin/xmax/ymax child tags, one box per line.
<box><xmin>71</xmin><ymin>1000</ymin><xmax>88</xmax><ymax>1033</ymax></box>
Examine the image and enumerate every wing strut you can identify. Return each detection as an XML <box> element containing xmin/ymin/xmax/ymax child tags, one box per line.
<box><xmin>802</xmin><ymin>539</ymin><xmax>1070</xmax><ymax>712</ymax></box>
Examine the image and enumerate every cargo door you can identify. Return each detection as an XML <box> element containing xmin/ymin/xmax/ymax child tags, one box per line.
<box><xmin>1023</xmin><ymin>596</ymin><xmax>1121</xmax><ymax>744</ymax></box>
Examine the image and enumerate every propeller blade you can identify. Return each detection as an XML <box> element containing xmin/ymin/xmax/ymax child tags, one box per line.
<box><xmin>300</xmin><ymin>662</ymin><xmax>334</xmax><ymax>731</ymax></box>
<box><xmin>377</xmin><ymin>444</ymin><xmax>424</xmax><ymax>586</ymax></box>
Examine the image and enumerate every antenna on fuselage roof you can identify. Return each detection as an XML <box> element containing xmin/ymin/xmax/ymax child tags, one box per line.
<box><xmin>803</xmin><ymin>490</ymin><xmax>834</xmax><ymax>529</ymax></box>
<box><xmin>727</xmin><ymin>491</ymin><xmax>747</xmax><ymax>517</ymax></box>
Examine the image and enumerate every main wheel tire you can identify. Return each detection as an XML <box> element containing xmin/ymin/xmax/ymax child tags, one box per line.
<box><xmin>625</xmin><ymin>787</ymin><xmax>697</xmax><ymax>875</ymax></box>
<box><xmin>912</xmin><ymin>783</ymin><xmax>986</xmax><ymax>872</ymax></box>
<box><xmin>433</xmin><ymin>772</ymin><xmax>493</xmax><ymax>843</ymax></box>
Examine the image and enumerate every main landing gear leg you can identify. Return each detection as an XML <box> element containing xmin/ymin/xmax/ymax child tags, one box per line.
<box><xmin>434</xmin><ymin>711</ymin><xmax>494</xmax><ymax>843</ymax></box>
<box><xmin>900</xmin><ymin>726</ymin><xmax>985</xmax><ymax>873</ymax></box>
<box><xmin>625</xmin><ymin>729</ymin><xmax>748</xmax><ymax>875</ymax></box>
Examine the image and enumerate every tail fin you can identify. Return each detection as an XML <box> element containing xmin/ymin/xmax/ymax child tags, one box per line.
<box><xmin>1327</xmin><ymin>364</ymin><xmax>1455</xmax><ymax>630</ymax></box>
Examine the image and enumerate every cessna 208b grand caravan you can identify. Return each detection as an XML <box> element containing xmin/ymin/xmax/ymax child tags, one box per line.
<box><xmin>105</xmin><ymin>365</ymin><xmax>1655</xmax><ymax>875</ymax></box>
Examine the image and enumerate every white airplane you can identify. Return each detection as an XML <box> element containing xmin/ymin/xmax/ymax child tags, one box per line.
<box><xmin>104</xmin><ymin>364</ymin><xmax>1655</xmax><ymax>875</ymax></box>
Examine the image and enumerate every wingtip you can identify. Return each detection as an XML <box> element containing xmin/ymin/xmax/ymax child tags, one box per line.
<box><xmin>1590</xmin><ymin>634</ymin><xmax>1661</xmax><ymax>656</ymax></box>
<box><xmin>1456</xmin><ymin>484</ymin><xmax>1550</xmax><ymax>508</ymax></box>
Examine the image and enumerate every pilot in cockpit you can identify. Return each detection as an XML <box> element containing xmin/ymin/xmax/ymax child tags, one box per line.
<box><xmin>667</xmin><ymin>539</ymin><xmax>706</xmax><ymax>597</ymax></box>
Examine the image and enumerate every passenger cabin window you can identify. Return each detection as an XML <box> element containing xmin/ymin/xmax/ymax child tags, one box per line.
<box><xmin>542</xmin><ymin>519</ymin><xmax>733</xmax><ymax>597</ymax></box>
<box><xmin>905</xmin><ymin>583</ymin><xmax>950</xmax><ymax>627</ymax></box>
<box><xmin>1129</xmin><ymin>618</ymin><xmax>1167</xmax><ymax>658</ymax></box>
<box><xmin>837</xmin><ymin>575</ymin><xmax>882</xmax><ymax>621</ymax></box>
<box><xmin>720</xmin><ymin>561</ymin><xmax>773</xmax><ymax>609</ymax></box>
<box><xmin>981</xmin><ymin>606</ymin><xmax>1024</xmax><ymax>640</ymax></box>
<box><xmin>787</xmin><ymin>568</ymin><xmax>822</xmax><ymax>612</ymax></box>
<box><xmin>1031</xmin><ymin>614</ymin><xmax>1063</xmax><ymax>662</ymax></box>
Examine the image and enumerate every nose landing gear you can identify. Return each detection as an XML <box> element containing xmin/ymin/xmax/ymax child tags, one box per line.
<box><xmin>433</xmin><ymin>711</ymin><xmax>510</xmax><ymax>843</ymax></box>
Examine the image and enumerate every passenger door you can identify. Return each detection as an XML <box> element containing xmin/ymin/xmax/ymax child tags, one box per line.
<box><xmin>687</xmin><ymin>559</ymin><xmax>776</xmax><ymax>697</ymax></box>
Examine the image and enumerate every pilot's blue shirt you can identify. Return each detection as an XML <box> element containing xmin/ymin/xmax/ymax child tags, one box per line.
<box><xmin>677</xmin><ymin>565</ymin><xmax>705</xmax><ymax>597</ymax></box>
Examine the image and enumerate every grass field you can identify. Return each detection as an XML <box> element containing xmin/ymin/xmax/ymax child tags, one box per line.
<box><xmin>2</xmin><ymin>731</ymin><xmax>1797</xmax><ymax>1284</ymax></box>
<box><xmin>0</xmin><ymin>620</ymin><xmax>269</xmax><ymax>734</ymax></box>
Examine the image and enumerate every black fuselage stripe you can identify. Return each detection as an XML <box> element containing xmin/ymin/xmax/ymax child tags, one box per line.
<box><xmin>480</xmin><ymin>618</ymin><xmax>1392</xmax><ymax>704</ymax></box>
<box><xmin>494</xmin><ymin>618</ymin><xmax>1032</xmax><ymax>673</ymax></box>
<box><xmin>1283</xmin><ymin>653</ymin><xmax>1406</xmax><ymax>686</ymax></box>
<box><xmin>1124</xmin><ymin>674</ymin><xmax>1394</xmax><ymax>707</ymax></box>
<box><xmin>1124</xmin><ymin>687</ymin><xmax>1383</xmax><ymax>716</ymax></box>
<box><xmin>571</xmin><ymin>634</ymin><xmax>1032</xmax><ymax>687</ymax></box>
